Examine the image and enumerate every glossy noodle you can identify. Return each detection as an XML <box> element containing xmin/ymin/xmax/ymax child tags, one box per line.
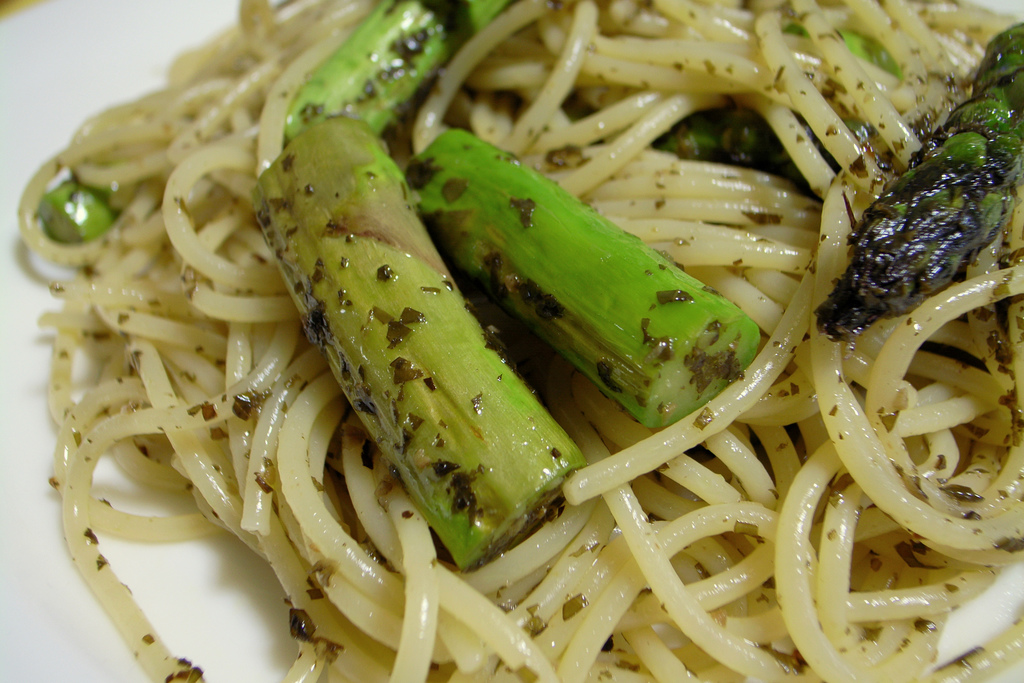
<box><xmin>18</xmin><ymin>0</ymin><xmax>1024</xmax><ymax>681</ymax></box>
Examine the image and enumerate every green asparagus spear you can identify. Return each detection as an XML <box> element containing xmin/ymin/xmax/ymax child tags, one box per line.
<box><xmin>408</xmin><ymin>129</ymin><xmax>762</xmax><ymax>429</ymax></box>
<box><xmin>37</xmin><ymin>179</ymin><xmax>118</xmax><ymax>243</ymax></box>
<box><xmin>783</xmin><ymin>23</ymin><xmax>902</xmax><ymax>79</ymax></box>
<box><xmin>284</xmin><ymin>0</ymin><xmax>510</xmax><ymax>141</ymax></box>
<box><xmin>654</xmin><ymin>107</ymin><xmax>887</xmax><ymax>194</ymax></box>
<box><xmin>655</xmin><ymin>107</ymin><xmax>812</xmax><ymax>191</ymax></box>
<box><xmin>254</xmin><ymin>116</ymin><xmax>584</xmax><ymax>570</ymax></box>
<box><xmin>816</xmin><ymin>22</ymin><xmax>1024</xmax><ymax>341</ymax></box>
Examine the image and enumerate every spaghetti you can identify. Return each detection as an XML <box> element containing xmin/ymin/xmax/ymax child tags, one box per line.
<box><xmin>18</xmin><ymin>0</ymin><xmax>1024</xmax><ymax>681</ymax></box>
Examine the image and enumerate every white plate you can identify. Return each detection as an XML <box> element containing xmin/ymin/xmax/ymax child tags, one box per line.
<box><xmin>1</xmin><ymin>1</ymin><xmax>1022</xmax><ymax>682</ymax></box>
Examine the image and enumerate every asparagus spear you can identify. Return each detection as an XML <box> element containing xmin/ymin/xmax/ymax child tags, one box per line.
<box><xmin>816</xmin><ymin>22</ymin><xmax>1024</xmax><ymax>341</ymax></box>
<box><xmin>654</xmin><ymin>107</ymin><xmax>886</xmax><ymax>194</ymax></box>
<box><xmin>37</xmin><ymin>179</ymin><xmax>119</xmax><ymax>243</ymax></box>
<box><xmin>407</xmin><ymin>129</ymin><xmax>762</xmax><ymax>429</ymax></box>
<box><xmin>254</xmin><ymin>115</ymin><xmax>584</xmax><ymax>570</ymax></box>
<box><xmin>655</xmin><ymin>107</ymin><xmax>812</xmax><ymax>191</ymax></box>
<box><xmin>783</xmin><ymin>23</ymin><xmax>902</xmax><ymax>79</ymax></box>
<box><xmin>284</xmin><ymin>0</ymin><xmax>511</xmax><ymax>141</ymax></box>
<box><xmin>656</xmin><ymin>107</ymin><xmax>798</xmax><ymax>174</ymax></box>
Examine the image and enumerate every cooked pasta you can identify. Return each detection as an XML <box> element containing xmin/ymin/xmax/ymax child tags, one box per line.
<box><xmin>18</xmin><ymin>0</ymin><xmax>1024</xmax><ymax>681</ymax></box>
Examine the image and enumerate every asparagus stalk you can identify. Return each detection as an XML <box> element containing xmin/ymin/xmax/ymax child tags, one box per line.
<box><xmin>655</xmin><ymin>107</ymin><xmax>813</xmax><ymax>191</ymax></box>
<box><xmin>284</xmin><ymin>0</ymin><xmax>511</xmax><ymax>141</ymax></box>
<box><xmin>783</xmin><ymin>23</ymin><xmax>902</xmax><ymax>78</ymax></box>
<box><xmin>654</xmin><ymin>107</ymin><xmax>886</xmax><ymax>194</ymax></box>
<box><xmin>816</xmin><ymin>22</ymin><xmax>1024</xmax><ymax>341</ymax></box>
<box><xmin>254</xmin><ymin>116</ymin><xmax>584</xmax><ymax>570</ymax></box>
<box><xmin>37</xmin><ymin>179</ymin><xmax>119</xmax><ymax>243</ymax></box>
<box><xmin>407</xmin><ymin>129</ymin><xmax>762</xmax><ymax>429</ymax></box>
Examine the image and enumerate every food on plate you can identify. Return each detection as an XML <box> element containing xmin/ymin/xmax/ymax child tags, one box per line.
<box><xmin>17</xmin><ymin>0</ymin><xmax>1024</xmax><ymax>681</ymax></box>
